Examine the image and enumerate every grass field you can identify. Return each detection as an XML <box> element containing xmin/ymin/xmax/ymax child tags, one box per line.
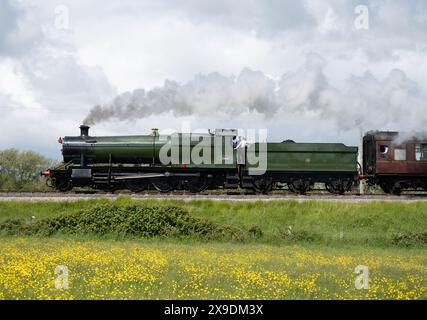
<box><xmin>0</xmin><ymin>198</ymin><xmax>426</xmax><ymax>300</ymax></box>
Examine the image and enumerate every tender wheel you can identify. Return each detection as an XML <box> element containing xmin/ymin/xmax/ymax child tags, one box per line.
<box><xmin>288</xmin><ymin>182</ymin><xmax>298</xmax><ymax>193</ymax></box>
<box><xmin>325</xmin><ymin>180</ymin><xmax>353</xmax><ymax>195</ymax></box>
<box><xmin>289</xmin><ymin>179</ymin><xmax>310</xmax><ymax>195</ymax></box>
<box><xmin>253</xmin><ymin>177</ymin><xmax>273</xmax><ymax>194</ymax></box>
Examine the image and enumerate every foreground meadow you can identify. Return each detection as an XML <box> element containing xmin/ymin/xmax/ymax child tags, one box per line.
<box><xmin>0</xmin><ymin>238</ymin><xmax>425</xmax><ymax>299</ymax></box>
<box><xmin>0</xmin><ymin>199</ymin><xmax>426</xmax><ymax>300</ymax></box>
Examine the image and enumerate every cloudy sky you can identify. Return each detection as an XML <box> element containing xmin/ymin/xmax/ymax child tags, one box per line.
<box><xmin>0</xmin><ymin>0</ymin><xmax>426</xmax><ymax>159</ymax></box>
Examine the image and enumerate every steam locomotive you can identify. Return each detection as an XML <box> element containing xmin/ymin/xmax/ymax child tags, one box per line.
<box><xmin>41</xmin><ymin>125</ymin><xmax>427</xmax><ymax>194</ymax></box>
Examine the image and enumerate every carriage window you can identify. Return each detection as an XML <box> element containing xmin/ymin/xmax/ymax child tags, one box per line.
<box><xmin>394</xmin><ymin>149</ymin><xmax>407</xmax><ymax>161</ymax></box>
<box><xmin>415</xmin><ymin>144</ymin><xmax>427</xmax><ymax>161</ymax></box>
<box><xmin>379</xmin><ymin>145</ymin><xmax>389</xmax><ymax>158</ymax></box>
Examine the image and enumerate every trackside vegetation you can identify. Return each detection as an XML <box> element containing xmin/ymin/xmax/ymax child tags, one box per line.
<box><xmin>0</xmin><ymin>198</ymin><xmax>426</xmax><ymax>247</ymax></box>
<box><xmin>0</xmin><ymin>199</ymin><xmax>426</xmax><ymax>299</ymax></box>
<box><xmin>0</xmin><ymin>149</ymin><xmax>54</xmax><ymax>191</ymax></box>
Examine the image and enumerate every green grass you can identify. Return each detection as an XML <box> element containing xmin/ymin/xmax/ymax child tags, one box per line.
<box><xmin>1</xmin><ymin>198</ymin><xmax>426</xmax><ymax>247</ymax></box>
<box><xmin>0</xmin><ymin>198</ymin><xmax>426</xmax><ymax>299</ymax></box>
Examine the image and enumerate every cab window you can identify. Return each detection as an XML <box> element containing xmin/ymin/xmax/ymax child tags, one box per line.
<box><xmin>415</xmin><ymin>144</ymin><xmax>427</xmax><ymax>161</ymax></box>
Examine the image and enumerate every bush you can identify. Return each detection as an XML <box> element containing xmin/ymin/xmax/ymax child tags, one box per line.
<box><xmin>391</xmin><ymin>232</ymin><xmax>427</xmax><ymax>247</ymax></box>
<box><xmin>248</xmin><ymin>225</ymin><xmax>263</xmax><ymax>238</ymax></box>
<box><xmin>0</xmin><ymin>204</ymin><xmax>245</xmax><ymax>241</ymax></box>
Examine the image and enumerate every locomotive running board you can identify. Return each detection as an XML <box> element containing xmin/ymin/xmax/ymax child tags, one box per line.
<box><xmin>114</xmin><ymin>172</ymin><xmax>200</xmax><ymax>180</ymax></box>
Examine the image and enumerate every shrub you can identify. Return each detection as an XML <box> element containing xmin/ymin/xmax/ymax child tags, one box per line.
<box><xmin>391</xmin><ymin>232</ymin><xmax>427</xmax><ymax>247</ymax></box>
<box><xmin>248</xmin><ymin>225</ymin><xmax>263</xmax><ymax>238</ymax></box>
<box><xmin>0</xmin><ymin>204</ymin><xmax>245</xmax><ymax>241</ymax></box>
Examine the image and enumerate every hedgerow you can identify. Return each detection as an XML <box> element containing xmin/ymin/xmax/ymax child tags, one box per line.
<box><xmin>0</xmin><ymin>204</ymin><xmax>244</xmax><ymax>241</ymax></box>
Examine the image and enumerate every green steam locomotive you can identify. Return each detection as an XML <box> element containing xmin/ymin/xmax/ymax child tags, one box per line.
<box><xmin>42</xmin><ymin>125</ymin><xmax>359</xmax><ymax>194</ymax></box>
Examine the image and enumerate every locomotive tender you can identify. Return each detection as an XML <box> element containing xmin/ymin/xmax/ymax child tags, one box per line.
<box><xmin>42</xmin><ymin>125</ymin><xmax>359</xmax><ymax>194</ymax></box>
<box><xmin>41</xmin><ymin>126</ymin><xmax>427</xmax><ymax>194</ymax></box>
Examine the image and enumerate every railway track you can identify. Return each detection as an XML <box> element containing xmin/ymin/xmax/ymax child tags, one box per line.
<box><xmin>0</xmin><ymin>191</ymin><xmax>426</xmax><ymax>202</ymax></box>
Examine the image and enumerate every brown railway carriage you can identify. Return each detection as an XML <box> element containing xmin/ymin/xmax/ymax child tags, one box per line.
<box><xmin>363</xmin><ymin>131</ymin><xmax>427</xmax><ymax>194</ymax></box>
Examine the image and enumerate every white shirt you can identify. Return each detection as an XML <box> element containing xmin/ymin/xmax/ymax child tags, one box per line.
<box><xmin>236</xmin><ymin>140</ymin><xmax>247</xmax><ymax>149</ymax></box>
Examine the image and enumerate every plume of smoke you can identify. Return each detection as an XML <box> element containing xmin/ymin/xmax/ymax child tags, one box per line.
<box><xmin>392</xmin><ymin>131</ymin><xmax>427</xmax><ymax>145</ymax></box>
<box><xmin>83</xmin><ymin>53</ymin><xmax>427</xmax><ymax>133</ymax></box>
<box><xmin>84</xmin><ymin>69</ymin><xmax>277</xmax><ymax>125</ymax></box>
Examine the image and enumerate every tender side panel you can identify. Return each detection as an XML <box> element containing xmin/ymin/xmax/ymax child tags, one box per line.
<box><xmin>246</xmin><ymin>143</ymin><xmax>358</xmax><ymax>172</ymax></box>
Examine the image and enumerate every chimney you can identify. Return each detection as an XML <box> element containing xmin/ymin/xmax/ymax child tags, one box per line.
<box><xmin>80</xmin><ymin>125</ymin><xmax>90</xmax><ymax>137</ymax></box>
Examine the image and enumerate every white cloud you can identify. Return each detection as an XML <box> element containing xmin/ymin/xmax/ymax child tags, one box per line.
<box><xmin>0</xmin><ymin>0</ymin><xmax>426</xmax><ymax>159</ymax></box>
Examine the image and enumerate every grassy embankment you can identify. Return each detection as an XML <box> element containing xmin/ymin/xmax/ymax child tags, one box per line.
<box><xmin>0</xmin><ymin>198</ymin><xmax>426</xmax><ymax>299</ymax></box>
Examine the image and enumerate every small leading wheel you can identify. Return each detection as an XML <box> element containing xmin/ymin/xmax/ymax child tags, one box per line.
<box><xmin>54</xmin><ymin>178</ymin><xmax>73</xmax><ymax>192</ymax></box>
<box><xmin>45</xmin><ymin>177</ymin><xmax>53</xmax><ymax>188</ymax></box>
